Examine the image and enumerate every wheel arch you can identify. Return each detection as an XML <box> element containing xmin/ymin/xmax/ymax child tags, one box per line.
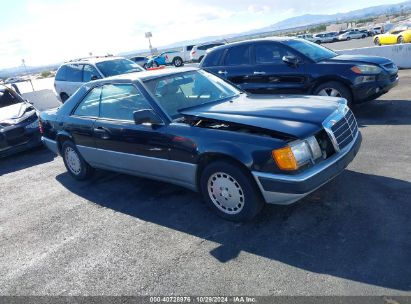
<box><xmin>195</xmin><ymin>152</ymin><xmax>252</xmax><ymax>191</ymax></box>
<box><xmin>56</xmin><ymin>131</ymin><xmax>74</xmax><ymax>153</ymax></box>
<box><xmin>310</xmin><ymin>76</ymin><xmax>353</xmax><ymax>95</ymax></box>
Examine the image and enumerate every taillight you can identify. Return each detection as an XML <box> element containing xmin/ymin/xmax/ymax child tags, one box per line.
<box><xmin>191</xmin><ymin>51</ymin><xmax>196</xmax><ymax>55</ymax></box>
<box><xmin>38</xmin><ymin>120</ymin><xmax>44</xmax><ymax>134</ymax></box>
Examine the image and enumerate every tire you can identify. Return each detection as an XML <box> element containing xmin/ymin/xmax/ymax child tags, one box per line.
<box><xmin>315</xmin><ymin>40</ymin><xmax>321</xmax><ymax>44</ymax></box>
<box><xmin>172</xmin><ymin>57</ymin><xmax>183</xmax><ymax>67</ymax></box>
<box><xmin>398</xmin><ymin>36</ymin><xmax>404</xmax><ymax>44</ymax></box>
<box><xmin>362</xmin><ymin>34</ymin><xmax>366</xmax><ymax>38</ymax></box>
<box><xmin>314</xmin><ymin>81</ymin><xmax>353</xmax><ymax>105</ymax></box>
<box><xmin>198</xmin><ymin>56</ymin><xmax>204</xmax><ymax>63</ymax></box>
<box><xmin>60</xmin><ymin>93</ymin><xmax>69</xmax><ymax>103</ymax></box>
<box><xmin>200</xmin><ymin>161</ymin><xmax>264</xmax><ymax>222</ymax></box>
<box><xmin>143</xmin><ymin>63</ymin><xmax>147</xmax><ymax>69</ymax></box>
<box><xmin>374</xmin><ymin>38</ymin><xmax>381</xmax><ymax>46</ymax></box>
<box><xmin>347</xmin><ymin>37</ymin><xmax>351</xmax><ymax>41</ymax></box>
<box><xmin>152</xmin><ymin>61</ymin><xmax>159</xmax><ymax>68</ymax></box>
<box><xmin>61</xmin><ymin>141</ymin><xmax>93</xmax><ymax>180</ymax></box>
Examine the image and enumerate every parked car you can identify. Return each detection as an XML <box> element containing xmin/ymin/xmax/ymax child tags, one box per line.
<box><xmin>190</xmin><ymin>42</ymin><xmax>225</xmax><ymax>62</ymax></box>
<box><xmin>312</xmin><ymin>32</ymin><xmax>338</xmax><ymax>44</ymax></box>
<box><xmin>129</xmin><ymin>56</ymin><xmax>148</xmax><ymax>68</ymax></box>
<box><xmin>169</xmin><ymin>45</ymin><xmax>195</xmax><ymax>66</ymax></box>
<box><xmin>0</xmin><ymin>85</ymin><xmax>41</xmax><ymax>157</ymax></box>
<box><xmin>296</xmin><ymin>34</ymin><xmax>316</xmax><ymax>43</ymax></box>
<box><xmin>338</xmin><ymin>30</ymin><xmax>367</xmax><ymax>41</ymax></box>
<box><xmin>200</xmin><ymin>38</ymin><xmax>399</xmax><ymax>105</ymax></box>
<box><xmin>54</xmin><ymin>56</ymin><xmax>144</xmax><ymax>102</ymax></box>
<box><xmin>372</xmin><ymin>26</ymin><xmax>383</xmax><ymax>35</ymax></box>
<box><xmin>40</xmin><ymin>67</ymin><xmax>361</xmax><ymax>221</ymax></box>
<box><xmin>374</xmin><ymin>23</ymin><xmax>411</xmax><ymax>45</ymax></box>
<box><xmin>359</xmin><ymin>29</ymin><xmax>373</xmax><ymax>37</ymax></box>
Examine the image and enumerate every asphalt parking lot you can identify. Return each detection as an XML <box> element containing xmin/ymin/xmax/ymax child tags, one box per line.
<box><xmin>1</xmin><ymin>70</ymin><xmax>410</xmax><ymax>296</ymax></box>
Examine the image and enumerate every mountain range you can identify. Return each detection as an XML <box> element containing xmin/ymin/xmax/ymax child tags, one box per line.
<box><xmin>2</xmin><ymin>1</ymin><xmax>411</xmax><ymax>76</ymax></box>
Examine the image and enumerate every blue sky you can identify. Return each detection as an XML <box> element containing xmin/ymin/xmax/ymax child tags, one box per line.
<box><xmin>0</xmin><ymin>0</ymin><xmax>405</xmax><ymax>68</ymax></box>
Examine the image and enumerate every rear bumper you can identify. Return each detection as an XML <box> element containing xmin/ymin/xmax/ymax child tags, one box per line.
<box><xmin>252</xmin><ymin>132</ymin><xmax>362</xmax><ymax>205</ymax></box>
<box><xmin>352</xmin><ymin>74</ymin><xmax>399</xmax><ymax>103</ymax></box>
<box><xmin>0</xmin><ymin>131</ymin><xmax>42</xmax><ymax>158</ymax></box>
<box><xmin>42</xmin><ymin>137</ymin><xmax>59</xmax><ymax>155</ymax></box>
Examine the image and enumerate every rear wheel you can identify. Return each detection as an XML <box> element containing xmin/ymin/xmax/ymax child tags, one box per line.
<box><xmin>200</xmin><ymin>161</ymin><xmax>264</xmax><ymax>222</ymax></box>
<box><xmin>152</xmin><ymin>61</ymin><xmax>159</xmax><ymax>67</ymax></box>
<box><xmin>314</xmin><ymin>81</ymin><xmax>353</xmax><ymax>105</ymax></box>
<box><xmin>347</xmin><ymin>37</ymin><xmax>351</xmax><ymax>41</ymax></box>
<box><xmin>61</xmin><ymin>141</ymin><xmax>93</xmax><ymax>180</ymax></box>
<box><xmin>172</xmin><ymin>57</ymin><xmax>183</xmax><ymax>67</ymax></box>
<box><xmin>398</xmin><ymin>36</ymin><xmax>404</xmax><ymax>44</ymax></box>
<box><xmin>315</xmin><ymin>40</ymin><xmax>321</xmax><ymax>44</ymax></box>
<box><xmin>362</xmin><ymin>34</ymin><xmax>366</xmax><ymax>38</ymax></box>
<box><xmin>374</xmin><ymin>37</ymin><xmax>381</xmax><ymax>46</ymax></box>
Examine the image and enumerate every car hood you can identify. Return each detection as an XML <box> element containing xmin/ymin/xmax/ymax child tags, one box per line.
<box><xmin>180</xmin><ymin>94</ymin><xmax>345</xmax><ymax>139</ymax></box>
<box><xmin>0</xmin><ymin>102</ymin><xmax>31</xmax><ymax>122</ymax></box>
<box><xmin>325</xmin><ymin>54</ymin><xmax>391</xmax><ymax>66</ymax></box>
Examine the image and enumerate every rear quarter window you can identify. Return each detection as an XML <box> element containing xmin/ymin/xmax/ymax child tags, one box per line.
<box><xmin>55</xmin><ymin>65</ymin><xmax>68</xmax><ymax>81</ymax></box>
<box><xmin>65</xmin><ymin>64</ymin><xmax>83</xmax><ymax>82</ymax></box>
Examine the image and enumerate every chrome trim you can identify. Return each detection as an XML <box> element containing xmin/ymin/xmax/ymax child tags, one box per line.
<box><xmin>76</xmin><ymin>145</ymin><xmax>198</xmax><ymax>191</ymax></box>
<box><xmin>322</xmin><ymin>102</ymin><xmax>349</xmax><ymax>152</ymax></box>
<box><xmin>252</xmin><ymin>131</ymin><xmax>359</xmax><ymax>204</ymax></box>
<box><xmin>41</xmin><ymin>137</ymin><xmax>59</xmax><ymax>155</ymax></box>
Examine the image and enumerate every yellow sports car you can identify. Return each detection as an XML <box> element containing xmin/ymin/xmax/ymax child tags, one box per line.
<box><xmin>374</xmin><ymin>23</ymin><xmax>411</xmax><ymax>45</ymax></box>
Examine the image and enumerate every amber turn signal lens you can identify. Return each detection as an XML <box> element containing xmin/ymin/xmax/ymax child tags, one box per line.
<box><xmin>272</xmin><ymin>147</ymin><xmax>298</xmax><ymax>171</ymax></box>
<box><xmin>351</xmin><ymin>66</ymin><xmax>362</xmax><ymax>74</ymax></box>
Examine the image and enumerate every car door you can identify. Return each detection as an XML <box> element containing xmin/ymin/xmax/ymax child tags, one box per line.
<box><xmin>247</xmin><ymin>41</ymin><xmax>308</xmax><ymax>94</ymax></box>
<box><xmin>65</xmin><ymin>86</ymin><xmax>101</xmax><ymax>150</ymax></box>
<box><xmin>217</xmin><ymin>44</ymin><xmax>254</xmax><ymax>91</ymax></box>
<box><xmin>91</xmin><ymin>83</ymin><xmax>171</xmax><ymax>177</ymax></box>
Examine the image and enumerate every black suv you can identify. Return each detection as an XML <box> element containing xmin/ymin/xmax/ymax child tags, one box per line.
<box><xmin>200</xmin><ymin>38</ymin><xmax>398</xmax><ymax>104</ymax></box>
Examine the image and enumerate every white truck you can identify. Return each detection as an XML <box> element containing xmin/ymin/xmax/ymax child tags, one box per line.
<box><xmin>163</xmin><ymin>45</ymin><xmax>195</xmax><ymax>67</ymax></box>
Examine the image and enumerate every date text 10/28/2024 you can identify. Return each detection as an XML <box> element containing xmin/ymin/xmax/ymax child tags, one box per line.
<box><xmin>149</xmin><ymin>296</ymin><xmax>257</xmax><ymax>303</ymax></box>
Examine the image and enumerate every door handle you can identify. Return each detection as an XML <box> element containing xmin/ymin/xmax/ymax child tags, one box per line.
<box><xmin>218</xmin><ymin>70</ymin><xmax>227</xmax><ymax>75</ymax></box>
<box><xmin>93</xmin><ymin>126</ymin><xmax>110</xmax><ymax>139</ymax></box>
<box><xmin>253</xmin><ymin>71</ymin><xmax>266</xmax><ymax>75</ymax></box>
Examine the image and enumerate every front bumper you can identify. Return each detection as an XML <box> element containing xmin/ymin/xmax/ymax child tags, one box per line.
<box><xmin>252</xmin><ymin>132</ymin><xmax>362</xmax><ymax>205</ymax></box>
<box><xmin>352</xmin><ymin>73</ymin><xmax>399</xmax><ymax>103</ymax></box>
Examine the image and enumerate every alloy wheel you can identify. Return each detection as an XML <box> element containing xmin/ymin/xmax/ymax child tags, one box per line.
<box><xmin>318</xmin><ymin>88</ymin><xmax>342</xmax><ymax>98</ymax></box>
<box><xmin>207</xmin><ymin>172</ymin><xmax>245</xmax><ymax>215</ymax></box>
<box><xmin>65</xmin><ymin>147</ymin><xmax>81</xmax><ymax>175</ymax></box>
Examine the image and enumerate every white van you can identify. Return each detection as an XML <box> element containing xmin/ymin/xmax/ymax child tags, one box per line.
<box><xmin>54</xmin><ymin>56</ymin><xmax>144</xmax><ymax>102</ymax></box>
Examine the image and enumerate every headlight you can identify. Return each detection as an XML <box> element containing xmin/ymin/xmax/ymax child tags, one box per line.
<box><xmin>272</xmin><ymin>136</ymin><xmax>322</xmax><ymax>171</ymax></box>
<box><xmin>351</xmin><ymin>65</ymin><xmax>382</xmax><ymax>74</ymax></box>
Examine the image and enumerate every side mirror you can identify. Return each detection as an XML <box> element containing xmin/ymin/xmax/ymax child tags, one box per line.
<box><xmin>282</xmin><ymin>55</ymin><xmax>300</xmax><ymax>67</ymax></box>
<box><xmin>133</xmin><ymin>109</ymin><xmax>163</xmax><ymax>125</ymax></box>
<box><xmin>91</xmin><ymin>75</ymin><xmax>100</xmax><ymax>81</ymax></box>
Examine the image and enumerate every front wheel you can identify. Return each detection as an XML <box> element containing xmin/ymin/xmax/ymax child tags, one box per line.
<box><xmin>398</xmin><ymin>36</ymin><xmax>404</xmax><ymax>44</ymax></box>
<box><xmin>62</xmin><ymin>141</ymin><xmax>93</xmax><ymax>180</ymax></box>
<box><xmin>200</xmin><ymin>161</ymin><xmax>264</xmax><ymax>222</ymax></box>
<box><xmin>314</xmin><ymin>81</ymin><xmax>353</xmax><ymax>105</ymax></box>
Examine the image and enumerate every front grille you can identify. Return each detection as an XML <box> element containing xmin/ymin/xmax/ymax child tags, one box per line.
<box><xmin>330</xmin><ymin>109</ymin><xmax>358</xmax><ymax>151</ymax></box>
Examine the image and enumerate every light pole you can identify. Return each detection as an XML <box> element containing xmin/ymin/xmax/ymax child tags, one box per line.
<box><xmin>22</xmin><ymin>59</ymin><xmax>34</xmax><ymax>91</ymax></box>
<box><xmin>145</xmin><ymin>32</ymin><xmax>153</xmax><ymax>55</ymax></box>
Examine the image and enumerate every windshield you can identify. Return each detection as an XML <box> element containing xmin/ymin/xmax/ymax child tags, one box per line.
<box><xmin>0</xmin><ymin>87</ymin><xmax>25</xmax><ymax>108</ymax></box>
<box><xmin>284</xmin><ymin>39</ymin><xmax>338</xmax><ymax>62</ymax></box>
<box><xmin>96</xmin><ymin>59</ymin><xmax>144</xmax><ymax>77</ymax></box>
<box><xmin>144</xmin><ymin>70</ymin><xmax>240</xmax><ymax>119</ymax></box>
